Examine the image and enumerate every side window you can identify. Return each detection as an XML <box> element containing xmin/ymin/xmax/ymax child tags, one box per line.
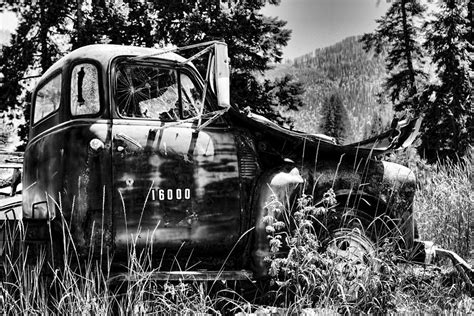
<box><xmin>33</xmin><ymin>74</ymin><xmax>61</xmax><ymax>124</ymax></box>
<box><xmin>71</xmin><ymin>63</ymin><xmax>100</xmax><ymax>116</ymax></box>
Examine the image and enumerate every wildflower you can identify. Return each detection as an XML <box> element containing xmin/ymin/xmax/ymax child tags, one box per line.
<box><xmin>269</xmin><ymin>237</ymin><xmax>282</xmax><ymax>253</ymax></box>
<box><xmin>265</xmin><ymin>225</ymin><xmax>275</xmax><ymax>234</ymax></box>
<box><xmin>312</xmin><ymin>206</ymin><xmax>328</xmax><ymax>216</ymax></box>
<box><xmin>273</xmin><ymin>221</ymin><xmax>286</xmax><ymax>230</ymax></box>
<box><xmin>323</xmin><ymin>188</ymin><xmax>337</xmax><ymax>206</ymax></box>
<box><xmin>262</xmin><ymin>215</ymin><xmax>274</xmax><ymax>225</ymax></box>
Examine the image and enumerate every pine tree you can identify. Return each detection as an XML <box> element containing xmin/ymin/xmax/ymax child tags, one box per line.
<box><xmin>319</xmin><ymin>93</ymin><xmax>350</xmax><ymax>144</ymax></box>
<box><xmin>144</xmin><ymin>1</ymin><xmax>299</xmax><ymax>120</ymax></box>
<box><xmin>361</xmin><ymin>0</ymin><xmax>426</xmax><ymax>114</ymax></box>
<box><xmin>1</xmin><ymin>1</ymin><xmax>303</xmax><ymax>124</ymax></box>
<box><xmin>418</xmin><ymin>0</ymin><xmax>472</xmax><ymax>162</ymax></box>
<box><xmin>0</xmin><ymin>1</ymin><xmax>71</xmax><ymax>110</ymax></box>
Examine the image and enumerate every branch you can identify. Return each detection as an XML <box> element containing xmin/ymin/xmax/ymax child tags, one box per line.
<box><xmin>20</xmin><ymin>74</ymin><xmax>42</xmax><ymax>81</ymax></box>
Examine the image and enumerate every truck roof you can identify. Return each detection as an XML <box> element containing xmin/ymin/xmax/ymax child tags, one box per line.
<box><xmin>40</xmin><ymin>44</ymin><xmax>186</xmax><ymax>81</ymax></box>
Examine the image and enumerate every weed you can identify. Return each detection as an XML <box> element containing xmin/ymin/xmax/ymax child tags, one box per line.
<box><xmin>262</xmin><ymin>185</ymin><xmax>473</xmax><ymax>314</ymax></box>
<box><xmin>0</xmin><ymin>151</ymin><xmax>473</xmax><ymax>314</ymax></box>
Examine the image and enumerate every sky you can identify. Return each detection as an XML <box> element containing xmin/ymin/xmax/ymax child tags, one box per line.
<box><xmin>0</xmin><ymin>11</ymin><xmax>17</xmax><ymax>32</ymax></box>
<box><xmin>261</xmin><ymin>0</ymin><xmax>391</xmax><ymax>60</ymax></box>
<box><xmin>1</xmin><ymin>1</ymin><xmax>391</xmax><ymax>58</ymax></box>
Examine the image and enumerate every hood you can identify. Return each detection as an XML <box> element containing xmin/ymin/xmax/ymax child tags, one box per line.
<box><xmin>238</xmin><ymin>109</ymin><xmax>422</xmax><ymax>158</ymax></box>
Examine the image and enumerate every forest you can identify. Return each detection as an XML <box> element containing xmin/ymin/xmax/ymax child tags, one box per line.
<box><xmin>265</xmin><ymin>35</ymin><xmax>392</xmax><ymax>143</ymax></box>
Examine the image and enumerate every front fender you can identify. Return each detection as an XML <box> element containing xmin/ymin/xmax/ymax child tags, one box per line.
<box><xmin>251</xmin><ymin>165</ymin><xmax>303</xmax><ymax>278</ymax></box>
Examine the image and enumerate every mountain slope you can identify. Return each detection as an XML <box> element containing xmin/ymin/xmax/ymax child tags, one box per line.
<box><xmin>265</xmin><ymin>36</ymin><xmax>392</xmax><ymax>143</ymax></box>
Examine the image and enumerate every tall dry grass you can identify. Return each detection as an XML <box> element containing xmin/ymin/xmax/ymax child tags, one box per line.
<box><xmin>1</xmin><ymin>150</ymin><xmax>473</xmax><ymax>314</ymax></box>
<box><xmin>414</xmin><ymin>151</ymin><xmax>473</xmax><ymax>259</ymax></box>
<box><xmin>0</xmin><ymin>209</ymin><xmax>254</xmax><ymax>315</ymax></box>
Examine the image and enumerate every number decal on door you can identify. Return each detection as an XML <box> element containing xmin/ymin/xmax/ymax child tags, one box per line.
<box><xmin>150</xmin><ymin>188</ymin><xmax>191</xmax><ymax>201</ymax></box>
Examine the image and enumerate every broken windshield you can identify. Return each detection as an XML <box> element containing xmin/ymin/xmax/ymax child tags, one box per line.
<box><xmin>114</xmin><ymin>62</ymin><xmax>208</xmax><ymax>121</ymax></box>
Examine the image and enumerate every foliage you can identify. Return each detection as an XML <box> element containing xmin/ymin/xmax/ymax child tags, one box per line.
<box><xmin>413</xmin><ymin>150</ymin><xmax>473</xmax><ymax>259</ymax></box>
<box><xmin>385</xmin><ymin>145</ymin><xmax>473</xmax><ymax>259</ymax></box>
<box><xmin>261</xmin><ymin>185</ymin><xmax>473</xmax><ymax>314</ymax></box>
<box><xmin>261</xmin><ymin>189</ymin><xmax>395</xmax><ymax>314</ymax></box>
<box><xmin>0</xmin><ymin>1</ymin><xmax>67</xmax><ymax>112</ymax></box>
<box><xmin>232</xmin><ymin>73</ymin><xmax>304</xmax><ymax>127</ymax></box>
<box><xmin>363</xmin><ymin>107</ymin><xmax>389</xmax><ymax>139</ymax></box>
<box><xmin>0</xmin><ymin>0</ymin><xmax>303</xmax><ymax>131</ymax></box>
<box><xmin>266</xmin><ymin>36</ymin><xmax>391</xmax><ymax>142</ymax></box>
<box><xmin>361</xmin><ymin>0</ymin><xmax>427</xmax><ymax>114</ymax></box>
<box><xmin>319</xmin><ymin>93</ymin><xmax>349</xmax><ymax>143</ymax></box>
<box><xmin>1</xmin><ymin>155</ymin><xmax>473</xmax><ymax>314</ymax></box>
<box><xmin>360</xmin><ymin>0</ymin><xmax>472</xmax><ymax>162</ymax></box>
<box><xmin>417</xmin><ymin>0</ymin><xmax>472</xmax><ymax>162</ymax></box>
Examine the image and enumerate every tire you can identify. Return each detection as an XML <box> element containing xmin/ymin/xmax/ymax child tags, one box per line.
<box><xmin>318</xmin><ymin>206</ymin><xmax>389</xmax><ymax>301</ymax></box>
<box><xmin>319</xmin><ymin>205</ymin><xmax>394</xmax><ymax>248</ymax></box>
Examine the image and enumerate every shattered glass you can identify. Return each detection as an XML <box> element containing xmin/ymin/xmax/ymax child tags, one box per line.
<box><xmin>115</xmin><ymin>63</ymin><xmax>207</xmax><ymax>120</ymax></box>
<box><xmin>71</xmin><ymin>63</ymin><xmax>100</xmax><ymax>116</ymax></box>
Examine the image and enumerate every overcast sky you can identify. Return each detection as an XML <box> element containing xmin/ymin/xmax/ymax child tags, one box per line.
<box><xmin>0</xmin><ymin>11</ymin><xmax>17</xmax><ymax>32</ymax></box>
<box><xmin>262</xmin><ymin>0</ymin><xmax>391</xmax><ymax>59</ymax></box>
<box><xmin>1</xmin><ymin>1</ymin><xmax>391</xmax><ymax>58</ymax></box>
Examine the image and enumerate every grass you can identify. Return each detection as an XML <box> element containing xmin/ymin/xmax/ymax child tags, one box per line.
<box><xmin>0</xmin><ymin>151</ymin><xmax>473</xmax><ymax>314</ymax></box>
<box><xmin>414</xmin><ymin>152</ymin><xmax>473</xmax><ymax>259</ymax></box>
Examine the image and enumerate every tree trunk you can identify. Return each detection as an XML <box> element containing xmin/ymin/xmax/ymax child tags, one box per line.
<box><xmin>73</xmin><ymin>0</ymin><xmax>84</xmax><ymax>50</ymax></box>
<box><xmin>39</xmin><ymin>3</ymin><xmax>51</xmax><ymax>72</ymax></box>
<box><xmin>400</xmin><ymin>0</ymin><xmax>417</xmax><ymax>97</ymax></box>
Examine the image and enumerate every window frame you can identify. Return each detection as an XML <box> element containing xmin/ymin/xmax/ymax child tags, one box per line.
<box><xmin>69</xmin><ymin>59</ymin><xmax>104</xmax><ymax>119</ymax></box>
<box><xmin>111</xmin><ymin>57</ymin><xmax>219</xmax><ymax>122</ymax></box>
<box><xmin>32</xmin><ymin>70</ymin><xmax>63</xmax><ymax>126</ymax></box>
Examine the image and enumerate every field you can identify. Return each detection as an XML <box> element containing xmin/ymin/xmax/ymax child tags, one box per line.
<box><xmin>0</xmin><ymin>148</ymin><xmax>472</xmax><ymax>315</ymax></box>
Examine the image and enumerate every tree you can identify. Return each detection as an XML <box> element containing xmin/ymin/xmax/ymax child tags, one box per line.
<box><xmin>143</xmin><ymin>1</ymin><xmax>299</xmax><ymax>120</ymax></box>
<box><xmin>361</xmin><ymin>0</ymin><xmax>426</xmax><ymax>114</ymax></box>
<box><xmin>418</xmin><ymin>0</ymin><xmax>472</xmax><ymax>162</ymax></box>
<box><xmin>0</xmin><ymin>1</ymin><xmax>71</xmax><ymax>111</ymax></box>
<box><xmin>1</xmin><ymin>1</ymin><xmax>303</xmax><ymax>125</ymax></box>
<box><xmin>319</xmin><ymin>93</ymin><xmax>350</xmax><ymax>144</ymax></box>
<box><xmin>232</xmin><ymin>73</ymin><xmax>305</xmax><ymax>128</ymax></box>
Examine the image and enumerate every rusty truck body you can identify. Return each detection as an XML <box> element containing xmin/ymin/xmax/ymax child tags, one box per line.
<box><xmin>1</xmin><ymin>41</ymin><xmax>471</xmax><ymax>281</ymax></box>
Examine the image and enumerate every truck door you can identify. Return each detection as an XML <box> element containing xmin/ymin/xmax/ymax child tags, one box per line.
<box><xmin>111</xmin><ymin>61</ymin><xmax>242</xmax><ymax>264</ymax></box>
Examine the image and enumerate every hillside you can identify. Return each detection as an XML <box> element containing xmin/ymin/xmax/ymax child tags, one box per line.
<box><xmin>264</xmin><ymin>36</ymin><xmax>393</xmax><ymax>143</ymax></box>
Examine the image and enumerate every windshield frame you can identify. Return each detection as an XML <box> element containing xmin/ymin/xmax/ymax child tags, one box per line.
<box><xmin>110</xmin><ymin>56</ymin><xmax>221</xmax><ymax>123</ymax></box>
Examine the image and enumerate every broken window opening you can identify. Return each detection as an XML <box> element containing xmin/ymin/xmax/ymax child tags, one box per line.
<box><xmin>115</xmin><ymin>62</ymin><xmax>209</xmax><ymax>121</ymax></box>
<box><xmin>71</xmin><ymin>63</ymin><xmax>100</xmax><ymax>116</ymax></box>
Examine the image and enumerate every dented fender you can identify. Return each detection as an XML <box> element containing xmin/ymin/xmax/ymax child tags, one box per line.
<box><xmin>251</xmin><ymin>165</ymin><xmax>304</xmax><ymax>278</ymax></box>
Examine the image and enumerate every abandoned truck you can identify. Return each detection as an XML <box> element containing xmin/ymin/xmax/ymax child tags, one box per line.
<box><xmin>1</xmin><ymin>41</ymin><xmax>472</xmax><ymax>282</ymax></box>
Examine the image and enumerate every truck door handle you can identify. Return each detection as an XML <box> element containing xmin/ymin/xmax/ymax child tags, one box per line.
<box><xmin>115</xmin><ymin>133</ymin><xmax>143</xmax><ymax>149</ymax></box>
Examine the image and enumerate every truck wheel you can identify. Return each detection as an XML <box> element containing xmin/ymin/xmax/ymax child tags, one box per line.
<box><xmin>321</xmin><ymin>207</ymin><xmax>386</xmax><ymax>301</ymax></box>
<box><xmin>326</xmin><ymin>228</ymin><xmax>378</xmax><ymax>301</ymax></box>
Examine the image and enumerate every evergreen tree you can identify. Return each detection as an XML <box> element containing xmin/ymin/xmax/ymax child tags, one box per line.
<box><xmin>0</xmin><ymin>1</ymin><xmax>71</xmax><ymax>110</ymax></box>
<box><xmin>418</xmin><ymin>0</ymin><xmax>472</xmax><ymax>162</ymax></box>
<box><xmin>319</xmin><ymin>93</ymin><xmax>350</xmax><ymax>144</ymax></box>
<box><xmin>361</xmin><ymin>0</ymin><xmax>426</xmax><ymax>114</ymax></box>
<box><xmin>232</xmin><ymin>73</ymin><xmax>304</xmax><ymax>128</ymax></box>
<box><xmin>144</xmin><ymin>1</ymin><xmax>298</xmax><ymax>120</ymax></box>
<box><xmin>1</xmin><ymin>1</ymin><xmax>303</xmax><ymax>125</ymax></box>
